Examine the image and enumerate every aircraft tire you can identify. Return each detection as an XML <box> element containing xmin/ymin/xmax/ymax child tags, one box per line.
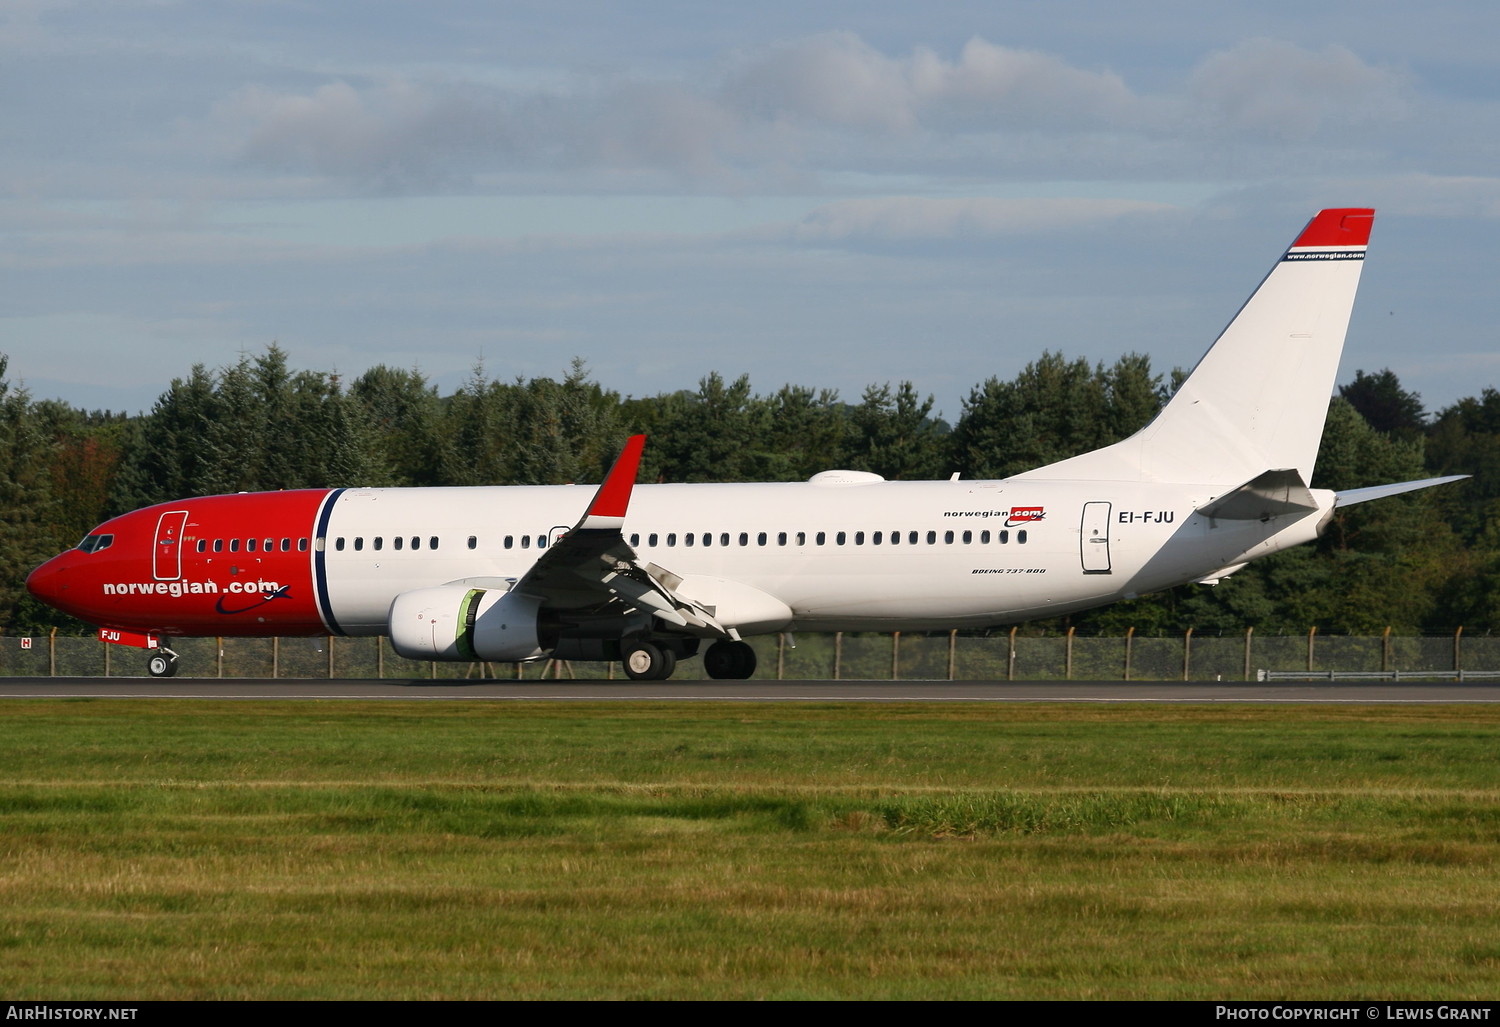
<box><xmin>623</xmin><ymin>642</ymin><xmax>667</xmax><ymax>681</ymax></box>
<box><xmin>147</xmin><ymin>653</ymin><xmax>178</xmax><ymax>678</ymax></box>
<box><xmin>654</xmin><ymin>648</ymin><xmax>677</xmax><ymax>680</ymax></box>
<box><xmin>705</xmin><ymin>640</ymin><xmax>756</xmax><ymax>680</ymax></box>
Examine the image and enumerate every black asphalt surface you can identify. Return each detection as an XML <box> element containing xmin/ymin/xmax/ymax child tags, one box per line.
<box><xmin>2</xmin><ymin>677</ymin><xmax>1500</xmax><ymax>702</ymax></box>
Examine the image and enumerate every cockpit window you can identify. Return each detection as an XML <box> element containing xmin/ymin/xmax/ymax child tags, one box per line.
<box><xmin>77</xmin><ymin>534</ymin><xmax>114</xmax><ymax>554</ymax></box>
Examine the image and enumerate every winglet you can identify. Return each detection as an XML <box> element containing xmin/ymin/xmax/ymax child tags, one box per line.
<box><xmin>578</xmin><ymin>434</ymin><xmax>646</xmax><ymax>531</ymax></box>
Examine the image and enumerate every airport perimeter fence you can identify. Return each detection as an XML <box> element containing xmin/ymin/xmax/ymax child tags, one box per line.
<box><xmin>0</xmin><ymin>629</ymin><xmax>1493</xmax><ymax>681</ymax></box>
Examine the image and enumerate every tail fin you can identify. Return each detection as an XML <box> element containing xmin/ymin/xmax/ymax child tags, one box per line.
<box><xmin>1016</xmin><ymin>208</ymin><xmax>1374</xmax><ymax>486</ymax></box>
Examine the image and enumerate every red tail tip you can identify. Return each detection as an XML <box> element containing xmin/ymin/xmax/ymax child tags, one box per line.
<box><xmin>1292</xmin><ymin>208</ymin><xmax>1375</xmax><ymax>248</ymax></box>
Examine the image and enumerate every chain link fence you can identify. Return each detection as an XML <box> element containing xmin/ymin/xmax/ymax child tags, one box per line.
<box><xmin>0</xmin><ymin>630</ymin><xmax>1493</xmax><ymax>681</ymax></box>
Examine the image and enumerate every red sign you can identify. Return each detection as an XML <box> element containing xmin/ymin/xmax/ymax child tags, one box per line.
<box><xmin>98</xmin><ymin>627</ymin><xmax>159</xmax><ymax>649</ymax></box>
<box><xmin>1006</xmin><ymin>506</ymin><xmax>1045</xmax><ymax>526</ymax></box>
<box><xmin>19</xmin><ymin>638</ymin><xmax>31</xmax><ymax>650</ymax></box>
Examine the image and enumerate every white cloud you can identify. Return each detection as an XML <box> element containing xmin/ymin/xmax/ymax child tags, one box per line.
<box><xmin>721</xmin><ymin>33</ymin><xmax>1146</xmax><ymax>133</ymax></box>
<box><xmin>1189</xmin><ymin>38</ymin><xmax>1408</xmax><ymax>141</ymax></box>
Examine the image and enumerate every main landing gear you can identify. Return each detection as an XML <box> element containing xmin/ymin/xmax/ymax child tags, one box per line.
<box><xmin>703</xmin><ymin>640</ymin><xmax>757</xmax><ymax>680</ymax></box>
<box><xmin>623</xmin><ymin>642</ymin><xmax>677</xmax><ymax>681</ymax></box>
<box><xmin>147</xmin><ymin>648</ymin><xmax>179</xmax><ymax>678</ymax></box>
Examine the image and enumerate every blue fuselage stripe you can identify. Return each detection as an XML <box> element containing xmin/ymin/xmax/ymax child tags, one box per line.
<box><xmin>313</xmin><ymin>488</ymin><xmax>346</xmax><ymax>636</ymax></box>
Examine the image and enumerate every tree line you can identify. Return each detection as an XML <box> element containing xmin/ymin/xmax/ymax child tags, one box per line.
<box><xmin>4</xmin><ymin>346</ymin><xmax>1499</xmax><ymax>637</ymax></box>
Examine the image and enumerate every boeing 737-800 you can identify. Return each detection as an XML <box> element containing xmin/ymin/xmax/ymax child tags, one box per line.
<box><xmin>25</xmin><ymin>208</ymin><xmax>1464</xmax><ymax>679</ymax></box>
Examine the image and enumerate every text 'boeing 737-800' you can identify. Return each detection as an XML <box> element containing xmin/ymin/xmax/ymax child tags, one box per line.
<box><xmin>25</xmin><ymin>208</ymin><xmax>1467</xmax><ymax>679</ymax></box>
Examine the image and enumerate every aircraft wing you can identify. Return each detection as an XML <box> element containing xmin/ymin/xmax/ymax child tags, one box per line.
<box><xmin>508</xmin><ymin>435</ymin><xmax>736</xmax><ymax>637</ymax></box>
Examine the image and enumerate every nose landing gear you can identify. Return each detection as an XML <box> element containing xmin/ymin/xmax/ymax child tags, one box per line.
<box><xmin>147</xmin><ymin>648</ymin><xmax>179</xmax><ymax>678</ymax></box>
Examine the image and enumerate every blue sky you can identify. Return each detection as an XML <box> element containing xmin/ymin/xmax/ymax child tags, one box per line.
<box><xmin>3</xmin><ymin>1</ymin><xmax>1498</xmax><ymax>419</ymax></box>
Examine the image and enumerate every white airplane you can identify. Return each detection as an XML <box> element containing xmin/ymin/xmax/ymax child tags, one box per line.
<box><xmin>26</xmin><ymin>207</ymin><xmax>1463</xmax><ymax>679</ymax></box>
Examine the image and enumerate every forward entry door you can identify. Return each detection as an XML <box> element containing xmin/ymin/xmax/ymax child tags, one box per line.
<box><xmin>1080</xmin><ymin>502</ymin><xmax>1112</xmax><ymax>574</ymax></box>
<box><xmin>153</xmin><ymin>510</ymin><xmax>189</xmax><ymax>581</ymax></box>
<box><xmin>549</xmin><ymin>525</ymin><xmax>572</xmax><ymax>549</ymax></box>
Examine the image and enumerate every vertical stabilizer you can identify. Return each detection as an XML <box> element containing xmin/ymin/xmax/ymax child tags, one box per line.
<box><xmin>1015</xmin><ymin>208</ymin><xmax>1374</xmax><ymax>486</ymax></box>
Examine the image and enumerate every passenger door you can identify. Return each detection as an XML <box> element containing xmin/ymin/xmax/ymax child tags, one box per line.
<box><xmin>153</xmin><ymin>510</ymin><xmax>189</xmax><ymax>581</ymax></box>
<box><xmin>1080</xmin><ymin>502</ymin><xmax>1111</xmax><ymax>574</ymax></box>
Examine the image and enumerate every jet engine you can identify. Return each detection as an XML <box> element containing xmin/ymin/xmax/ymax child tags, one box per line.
<box><xmin>388</xmin><ymin>585</ymin><xmax>543</xmax><ymax>662</ymax></box>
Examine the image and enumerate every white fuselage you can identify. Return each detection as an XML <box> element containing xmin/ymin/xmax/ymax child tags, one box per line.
<box><xmin>320</xmin><ymin>478</ymin><xmax>1333</xmax><ymax>636</ymax></box>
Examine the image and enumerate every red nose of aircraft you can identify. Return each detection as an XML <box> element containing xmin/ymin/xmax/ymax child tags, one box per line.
<box><xmin>26</xmin><ymin>551</ymin><xmax>73</xmax><ymax>610</ymax></box>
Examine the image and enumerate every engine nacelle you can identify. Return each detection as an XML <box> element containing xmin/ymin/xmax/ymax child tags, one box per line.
<box><xmin>388</xmin><ymin>585</ymin><xmax>543</xmax><ymax>662</ymax></box>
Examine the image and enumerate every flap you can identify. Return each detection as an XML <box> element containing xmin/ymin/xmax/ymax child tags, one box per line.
<box><xmin>1197</xmin><ymin>468</ymin><xmax>1318</xmax><ymax>521</ymax></box>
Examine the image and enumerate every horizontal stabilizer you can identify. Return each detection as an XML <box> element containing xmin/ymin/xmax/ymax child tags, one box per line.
<box><xmin>1198</xmin><ymin>468</ymin><xmax>1318</xmax><ymax>521</ymax></box>
<box><xmin>1334</xmin><ymin>475</ymin><xmax>1469</xmax><ymax>508</ymax></box>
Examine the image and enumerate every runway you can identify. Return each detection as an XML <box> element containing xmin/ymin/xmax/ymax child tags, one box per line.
<box><xmin>3</xmin><ymin>677</ymin><xmax>1500</xmax><ymax>702</ymax></box>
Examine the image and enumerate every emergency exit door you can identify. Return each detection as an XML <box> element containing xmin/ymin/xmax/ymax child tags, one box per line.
<box><xmin>153</xmin><ymin>510</ymin><xmax>189</xmax><ymax>581</ymax></box>
<box><xmin>1080</xmin><ymin>502</ymin><xmax>1112</xmax><ymax>574</ymax></box>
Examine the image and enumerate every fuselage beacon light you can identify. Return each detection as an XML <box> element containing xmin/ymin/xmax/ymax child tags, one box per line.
<box><xmin>26</xmin><ymin>209</ymin><xmax>1467</xmax><ymax>679</ymax></box>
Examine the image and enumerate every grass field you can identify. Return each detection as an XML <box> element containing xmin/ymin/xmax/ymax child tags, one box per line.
<box><xmin>4</xmin><ymin>700</ymin><xmax>1500</xmax><ymax>998</ymax></box>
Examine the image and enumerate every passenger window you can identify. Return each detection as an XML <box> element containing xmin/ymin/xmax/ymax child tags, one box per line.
<box><xmin>630</xmin><ymin>533</ymin><xmax>640</xmax><ymax>547</ymax></box>
<box><xmin>1000</xmin><ymin>530</ymin><xmax>1009</xmax><ymax>544</ymax></box>
<box><xmin>411</xmin><ymin>536</ymin><xmax>420</xmax><ymax>550</ymax></box>
<box><xmin>667</xmin><ymin>533</ymin><xmax>677</xmax><ymax>547</ymax></box>
<box><xmin>685</xmin><ymin>533</ymin><xmax>695</xmax><ymax>547</ymax></box>
<box><xmin>909</xmin><ymin>531</ymin><xmax>918</xmax><ymax>545</ymax></box>
<box><xmin>196</xmin><ymin>539</ymin><xmax>206</xmax><ymax>553</ymax></box>
<box><xmin>535</xmin><ymin>536</ymin><xmax>544</xmax><ymax>549</ymax></box>
<box><xmin>757</xmin><ymin>532</ymin><xmax>767</xmax><ymax>546</ymax></box>
<box><xmin>431</xmin><ymin>537</ymin><xmax>440</xmax><ymax>550</ymax></box>
<box><xmin>373</xmin><ymin>537</ymin><xmax>383</xmax><ymax>551</ymax></box>
<box><xmin>354</xmin><ymin>537</ymin><xmax>364</xmax><ymax>551</ymax></box>
<box><xmin>962</xmin><ymin>530</ymin><xmax>972</xmax><ymax>544</ymax></box>
<box><xmin>230</xmin><ymin>538</ymin><xmax>241</xmax><ymax>553</ymax></box>
<box><xmin>649</xmin><ymin>533</ymin><xmax>659</xmax><ymax>547</ymax></box>
<box><xmin>264</xmin><ymin>538</ymin><xmax>273</xmax><ymax>552</ymax></box>
<box><xmin>299</xmin><ymin>538</ymin><xmax>309</xmax><ymax>552</ymax></box>
<box><xmin>394</xmin><ymin>537</ymin><xmax>404</xmax><ymax>550</ymax></box>
<box><xmin>797</xmin><ymin>532</ymin><xmax>806</xmax><ymax>546</ymax></box>
<box><xmin>890</xmin><ymin>531</ymin><xmax>899</xmax><ymax>546</ymax></box>
<box><xmin>981</xmin><ymin>530</ymin><xmax>990</xmax><ymax>544</ymax></box>
<box><xmin>468</xmin><ymin>536</ymin><xmax>477</xmax><ymax>550</ymax></box>
<box><xmin>836</xmin><ymin>531</ymin><xmax>846</xmax><ymax>545</ymax></box>
<box><xmin>816</xmin><ymin>532</ymin><xmax>826</xmax><ymax>546</ymax></box>
<box><xmin>856</xmin><ymin>531</ymin><xmax>866</xmax><ymax>545</ymax></box>
<box><xmin>944</xmin><ymin>531</ymin><xmax>954</xmax><ymax>544</ymax></box>
<box><xmin>505</xmin><ymin>536</ymin><xmax>514</xmax><ymax>549</ymax></box>
<box><xmin>282</xmin><ymin>538</ymin><xmax>292</xmax><ymax>552</ymax></box>
<box><xmin>926</xmin><ymin>531</ymin><xmax>936</xmax><ymax>545</ymax></box>
<box><xmin>739</xmin><ymin>532</ymin><xmax>748</xmax><ymax>547</ymax></box>
<box><xmin>777</xmin><ymin>532</ymin><xmax>787</xmax><ymax>546</ymax></box>
<box><xmin>703</xmin><ymin>533</ymin><xmax>712</xmax><ymax>547</ymax></box>
<box><xmin>246</xmin><ymin>538</ymin><xmax>257</xmax><ymax>553</ymax></box>
<box><xmin>873</xmin><ymin>532</ymin><xmax>882</xmax><ymax>545</ymax></box>
<box><xmin>720</xmin><ymin>533</ymin><xmax>730</xmax><ymax>547</ymax></box>
<box><xmin>521</xmin><ymin>536</ymin><xmax>531</xmax><ymax>549</ymax></box>
<box><xmin>1018</xmin><ymin>530</ymin><xmax>1028</xmax><ymax>544</ymax></box>
<box><xmin>335</xmin><ymin>538</ymin><xmax>345</xmax><ymax>551</ymax></box>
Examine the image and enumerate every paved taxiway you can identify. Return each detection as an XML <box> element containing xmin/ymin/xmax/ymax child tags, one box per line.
<box><xmin>2</xmin><ymin>678</ymin><xmax>1500</xmax><ymax>702</ymax></box>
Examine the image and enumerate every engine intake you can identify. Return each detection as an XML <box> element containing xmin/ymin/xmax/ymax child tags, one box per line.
<box><xmin>388</xmin><ymin>585</ymin><xmax>543</xmax><ymax>662</ymax></box>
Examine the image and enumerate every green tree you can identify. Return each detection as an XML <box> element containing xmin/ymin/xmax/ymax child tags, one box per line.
<box><xmin>845</xmin><ymin>382</ymin><xmax>948</xmax><ymax>480</ymax></box>
<box><xmin>951</xmin><ymin>352</ymin><xmax>1169</xmax><ymax>479</ymax></box>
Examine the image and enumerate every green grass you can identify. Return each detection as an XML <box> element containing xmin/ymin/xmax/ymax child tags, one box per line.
<box><xmin>4</xmin><ymin>701</ymin><xmax>1500</xmax><ymax>998</ymax></box>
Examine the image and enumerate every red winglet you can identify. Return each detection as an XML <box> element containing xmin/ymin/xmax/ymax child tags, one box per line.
<box><xmin>584</xmin><ymin>434</ymin><xmax>646</xmax><ymax>522</ymax></box>
<box><xmin>1291</xmin><ymin>208</ymin><xmax>1375</xmax><ymax>248</ymax></box>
